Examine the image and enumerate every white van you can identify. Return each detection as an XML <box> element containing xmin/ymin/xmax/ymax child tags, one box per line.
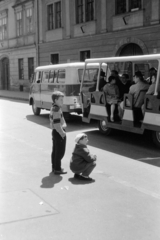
<box><xmin>29</xmin><ymin>62</ymin><xmax>100</xmax><ymax>118</ymax></box>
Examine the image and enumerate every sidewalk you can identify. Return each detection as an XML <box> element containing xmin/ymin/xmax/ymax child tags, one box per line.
<box><xmin>0</xmin><ymin>90</ymin><xmax>29</xmax><ymax>102</ymax></box>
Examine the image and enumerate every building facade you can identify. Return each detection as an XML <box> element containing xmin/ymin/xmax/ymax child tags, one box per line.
<box><xmin>0</xmin><ymin>0</ymin><xmax>160</xmax><ymax>91</ymax></box>
<box><xmin>0</xmin><ymin>0</ymin><xmax>36</xmax><ymax>91</ymax></box>
<box><xmin>38</xmin><ymin>0</ymin><xmax>160</xmax><ymax>65</ymax></box>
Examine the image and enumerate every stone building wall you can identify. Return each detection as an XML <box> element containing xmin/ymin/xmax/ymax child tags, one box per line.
<box><xmin>38</xmin><ymin>0</ymin><xmax>160</xmax><ymax>66</ymax></box>
<box><xmin>0</xmin><ymin>0</ymin><xmax>36</xmax><ymax>91</ymax></box>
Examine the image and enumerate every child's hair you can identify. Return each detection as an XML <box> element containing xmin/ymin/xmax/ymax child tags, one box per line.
<box><xmin>152</xmin><ymin>73</ymin><xmax>157</xmax><ymax>79</ymax></box>
<box><xmin>51</xmin><ymin>91</ymin><xmax>64</xmax><ymax>102</ymax></box>
<box><xmin>122</xmin><ymin>73</ymin><xmax>129</xmax><ymax>79</ymax></box>
<box><xmin>108</xmin><ymin>75</ymin><xmax>116</xmax><ymax>83</ymax></box>
<box><xmin>111</xmin><ymin>70</ymin><xmax>118</xmax><ymax>75</ymax></box>
<box><xmin>134</xmin><ymin>71</ymin><xmax>145</xmax><ymax>82</ymax></box>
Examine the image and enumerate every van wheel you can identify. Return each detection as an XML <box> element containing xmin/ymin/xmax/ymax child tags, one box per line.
<box><xmin>152</xmin><ymin>131</ymin><xmax>160</xmax><ymax>148</ymax></box>
<box><xmin>98</xmin><ymin>119</ymin><xmax>112</xmax><ymax>135</ymax></box>
<box><xmin>32</xmin><ymin>100</ymin><xmax>41</xmax><ymax>115</ymax></box>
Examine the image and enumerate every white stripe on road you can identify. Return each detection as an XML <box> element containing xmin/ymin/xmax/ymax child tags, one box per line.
<box><xmin>95</xmin><ymin>171</ymin><xmax>160</xmax><ymax>200</ymax></box>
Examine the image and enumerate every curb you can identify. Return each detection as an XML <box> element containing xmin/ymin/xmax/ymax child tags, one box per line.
<box><xmin>0</xmin><ymin>96</ymin><xmax>28</xmax><ymax>102</ymax></box>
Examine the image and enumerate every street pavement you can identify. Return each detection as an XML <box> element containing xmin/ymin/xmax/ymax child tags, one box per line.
<box><xmin>0</xmin><ymin>96</ymin><xmax>160</xmax><ymax>240</ymax></box>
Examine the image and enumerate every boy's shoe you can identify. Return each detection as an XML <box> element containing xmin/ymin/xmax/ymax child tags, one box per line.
<box><xmin>54</xmin><ymin>169</ymin><xmax>67</xmax><ymax>175</ymax></box>
<box><xmin>74</xmin><ymin>174</ymin><xmax>81</xmax><ymax>179</ymax></box>
<box><xmin>79</xmin><ymin>175</ymin><xmax>94</xmax><ymax>181</ymax></box>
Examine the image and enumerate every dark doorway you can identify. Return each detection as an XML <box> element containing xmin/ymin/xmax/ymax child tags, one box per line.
<box><xmin>1</xmin><ymin>58</ymin><xmax>9</xmax><ymax>90</ymax></box>
<box><xmin>119</xmin><ymin>43</ymin><xmax>143</xmax><ymax>56</ymax></box>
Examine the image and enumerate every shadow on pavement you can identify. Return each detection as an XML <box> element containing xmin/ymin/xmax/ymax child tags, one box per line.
<box><xmin>26</xmin><ymin>112</ymin><xmax>160</xmax><ymax>168</ymax></box>
<box><xmin>68</xmin><ymin>177</ymin><xmax>95</xmax><ymax>185</ymax></box>
<box><xmin>26</xmin><ymin>113</ymin><xmax>97</xmax><ymax>132</ymax></box>
<box><xmin>26</xmin><ymin>114</ymin><xmax>50</xmax><ymax>129</ymax></box>
<box><xmin>40</xmin><ymin>172</ymin><xmax>62</xmax><ymax>188</ymax></box>
<box><xmin>85</xmin><ymin>129</ymin><xmax>160</xmax><ymax>168</ymax></box>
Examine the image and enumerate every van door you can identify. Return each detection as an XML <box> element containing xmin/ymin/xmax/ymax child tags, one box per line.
<box><xmin>32</xmin><ymin>71</ymin><xmax>42</xmax><ymax>108</ymax></box>
<box><xmin>41</xmin><ymin>71</ymin><xmax>50</xmax><ymax>109</ymax></box>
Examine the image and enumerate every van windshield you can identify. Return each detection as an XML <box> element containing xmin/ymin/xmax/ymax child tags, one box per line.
<box><xmin>78</xmin><ymin>68</ymin><xmax>99</xmax><ymax>82</ymax></box>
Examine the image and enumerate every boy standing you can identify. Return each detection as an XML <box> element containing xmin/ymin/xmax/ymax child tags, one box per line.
<box><xmin>70</xmin><ymin>133</ymin><xmax>96</xmax><ymax>181</ymax></box>
<box><xmin>49</xmin><ymin>91</ymin><xmax>67</xmax><ymax>174</ymax></box>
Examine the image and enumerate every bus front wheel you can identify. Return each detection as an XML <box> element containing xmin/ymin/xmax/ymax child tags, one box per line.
<box><xmin>152</xmin><ymin>131</ymin><xmax>160</xmax><ymax>148</ymax></box>
<box><xmin>32</xmin><ymin>100</ymin><xmax>41</xmax><ymax>116</ymax></box>
<box><xmin>98</xmin><ymin>120</ymin><xmax>112</xmax><ymax>135</ymax></box>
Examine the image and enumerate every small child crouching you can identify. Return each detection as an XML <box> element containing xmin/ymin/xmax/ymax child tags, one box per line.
<box><xmin>70</xmin><ymin>133</ymin><xmax>96</xmax><ymax>181</ymax></box>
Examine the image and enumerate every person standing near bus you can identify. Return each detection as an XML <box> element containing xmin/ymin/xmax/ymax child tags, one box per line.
<box><xmin>119</xmin><ymin>71</ymin><xmax>149</xmax><ymax>118</ymax></box>
<box><xmin>103</xmin><ymin>75</ymin><xmax>120</xmax><ymax>122</ymax></box>
<box><xmin>49</xmin><ymin>91</ymin><xmax>67</xmax><ymax>174</ymax></box>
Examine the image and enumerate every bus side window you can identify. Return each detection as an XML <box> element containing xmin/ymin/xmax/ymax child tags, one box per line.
<box><xmin>57</xmin><ymin>69</ymin><xmax>65</xmax><ymax>83</ymax></box>
<box><xmin>42</xmin><ymin>71</ymin><xmax>49</xmax><ymax>83</ymax></box>
<box><xmin>49</xmin><ymin>70</ymin><xmax>54</xmax><ymax>83</ymax></box>
<box><xmin>53</xmin><ymin>70</ymin><xmax>58</xmax><ymax>83</ymax></box>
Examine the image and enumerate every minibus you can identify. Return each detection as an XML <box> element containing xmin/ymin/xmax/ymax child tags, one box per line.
<box><xmin>80</xmin><ymin>54</ymin><xmax>160</xmax><ymax>147</ymax></box>
<box><xmin>29</xmin><ymin>62</ymin><xmax>101</xmax><ymax>118</ymax></box>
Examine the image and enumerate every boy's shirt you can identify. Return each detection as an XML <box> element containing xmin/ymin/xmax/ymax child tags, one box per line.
<box><xmin>49</xmin><ymin>104</ymin><xmax>67</xmax><ymax>138</ymax></box>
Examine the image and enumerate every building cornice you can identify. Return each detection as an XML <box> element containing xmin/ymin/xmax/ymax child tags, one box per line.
<box><xmin>12</xmin><ymin>0</ymin><xmax>34</xmax><ymax>8</ymax></box>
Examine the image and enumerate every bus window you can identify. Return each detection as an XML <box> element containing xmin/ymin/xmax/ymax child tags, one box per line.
<box><xmin>42</xmin><ymin>71</ymin><xmax>49</xmax><ymax>83</ymax></box>
<box><xmin>108</xmin><ymin>62</ymin><xmax>132</xmax><ymax>80</ymax></box>
<box><xmin>49</xmin><ymin>70</ymin><xmax>54</xmax><ymax>83</ymax></box>
<box><xmin>57</xmin><ymin>70</ymin><xmax>65</xmax><ymax>83</ymax></box>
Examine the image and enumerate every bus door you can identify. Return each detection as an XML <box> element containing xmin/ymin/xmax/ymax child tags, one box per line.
<box><xmin>81</xmin><ymin>65</ymin><xmax>107</xmax><ymax>122</ymax></box>
<box><xmin>32</xmin><ymin>71</ymin><xmax>42</xmax><ymax>108</ymax></box>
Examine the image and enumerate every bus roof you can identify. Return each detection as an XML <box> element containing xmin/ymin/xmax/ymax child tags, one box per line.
<box><xmin>35</xmin><ymin>62</ymin><xmax>103</xmax><ymax>71</ymax></box>
<box><xmin>85</xmin><ymin>54</ymin><xmax>160</xmax><ymax>64</ymax></box>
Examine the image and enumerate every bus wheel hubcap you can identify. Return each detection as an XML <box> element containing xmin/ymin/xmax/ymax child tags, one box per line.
<box><xmin>156</xmin><ymin>132</ymin><xmax>160</xmax><ymax>142</ymax></box>
<box><xmin>102</xmin><ymin>120</ymin><xmax>106</xmax><ymax>127</ymax></box>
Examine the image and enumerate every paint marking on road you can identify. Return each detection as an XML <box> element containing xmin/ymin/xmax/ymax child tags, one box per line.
<box><xmin>0</xmin><ymin>131</ymin><xmax>50</xmax><ymax>155</ymax></box>
<box><xmin>137</xmin><ymin>157</ymin><xmax>160</xmax><ymax>161</ymax></box>
<box><xmin>96</xmin><ymin>171</ymin><xmax>160</xmax><ymax>200</ymax></box>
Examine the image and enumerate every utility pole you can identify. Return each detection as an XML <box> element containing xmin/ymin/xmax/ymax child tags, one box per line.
<box><xmin>35</xmin><ymin>0</ymin><xmax>39</xmax><ymax>67</ymax></box>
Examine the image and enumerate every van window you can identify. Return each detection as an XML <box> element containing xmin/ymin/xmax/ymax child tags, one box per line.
<box><xmin>57</xmin><ymin>70</ymin><xmax>65</xmax><ymax>83</ymax></box>
<box><xmin>36</xmin><ymin>71</ymin><xmax>42</xmax><ymax>82</ymax></box>
<box><xmin>78</xmin><ymin>69</ymin><xmax>99</xmax><ymax>82</ymax></box>
<box><xmin>33</xmin><ymin>73</ymin><xmax>36</xmax><ymax>82</ymax></box>
<box><xmin>42</xmin><ymin>71</ymin><xmax>49</xmax><ymax>83</ymax></box>
<box><xmin>49</xmin><ymin>70</ymin><xmax>54</xmax><ymax>83</ymax></box>
<box><xmin>54</xmin><ymin>70</ymin><xmax>58</xmax><ymax>83</ymax></box>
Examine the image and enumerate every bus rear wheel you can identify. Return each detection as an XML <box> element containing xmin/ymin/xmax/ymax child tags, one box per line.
<box><xmin>32</xmin><ymin>100</ymin><xmax>41</xmax><ymax>116</ymax></box>
<box><xmin>152</xmin><ymin>131</ymin><xmax>160</xmax><ymax>148</ymax></box>
<box><xmin>98</xmin><ymin>119</ymin><xmax>112</xmax><ymax>135</ymax></box>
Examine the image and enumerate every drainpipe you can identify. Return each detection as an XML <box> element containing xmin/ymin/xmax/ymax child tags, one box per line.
<box><xmin>35</xmin><ymin>0</ymin><xmax>39</xmax><ymax>67</ymax></box>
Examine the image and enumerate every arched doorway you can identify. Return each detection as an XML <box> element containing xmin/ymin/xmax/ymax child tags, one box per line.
<box><xmin>119</xmin><ymin>43</ymin><xmax>143</xmax><ymax>56</ymax></box>
<box><xmin>1</xmin><ymin>57</ymin><xmax>9</xmax><ymax>90</ymax></box>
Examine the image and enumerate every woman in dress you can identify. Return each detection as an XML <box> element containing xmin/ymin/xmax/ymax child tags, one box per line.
<box><xmin>103</xmin><ymin>75</ymin><xmax>120</xmax><ymax>122</ymax></box>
